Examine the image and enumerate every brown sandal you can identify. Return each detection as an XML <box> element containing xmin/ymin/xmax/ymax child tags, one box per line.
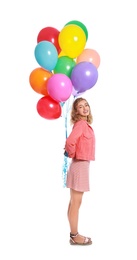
<box><xmin>70</xmin><ymin>232</ymin><xmax>92</xmax><ymax>246</ymax></box>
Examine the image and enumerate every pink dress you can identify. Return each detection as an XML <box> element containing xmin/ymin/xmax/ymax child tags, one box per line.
<box><xmin>66</xmin><ymin>158</ymin><xmax>90</xmax><ymax>192</ymax></box>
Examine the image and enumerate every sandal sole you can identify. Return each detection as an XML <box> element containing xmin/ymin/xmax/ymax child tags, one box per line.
<box><xmin>69</xmin><ymin>239</ymin><xmax>92</xmax><ymax>246</ymax></box>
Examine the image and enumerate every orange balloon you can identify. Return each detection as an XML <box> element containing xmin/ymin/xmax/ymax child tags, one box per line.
<box><xmin>29</xmin><ymin>67</ymin><xmax>53</xmax><ymax>95</ymax></box>
<box><xmin>76</xmin><ymin>48</ymin><xmax>101</xmax><ymax>68</ymax></box>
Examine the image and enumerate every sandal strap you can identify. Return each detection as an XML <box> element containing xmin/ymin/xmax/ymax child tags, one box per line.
<box><xmin>84</xmin><ymin>237</ymin><xmax>90</xmax><ymax>244</ymax></box>
<box><xmin>70</xmin><ymin>232</ymin><xmax>79</xmax><ymax>238</ymax></box>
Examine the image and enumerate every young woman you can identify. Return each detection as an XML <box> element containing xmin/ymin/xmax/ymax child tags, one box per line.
<box><xmin>64</xmin><ymin>97</ymin><xmax>95</xmax><ymax>246</ymax></box>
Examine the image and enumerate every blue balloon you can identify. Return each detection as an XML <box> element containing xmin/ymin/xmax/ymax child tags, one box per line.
<box><xmin>34</xmin><ymin>41</ymin><xmax>58</xmax><ymax>71</ymax></box>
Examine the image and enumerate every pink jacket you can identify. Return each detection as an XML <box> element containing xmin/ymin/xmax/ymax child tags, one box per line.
<box><xmin>65</xmin><ymin>119</ymin><xmax>95</xmax><ymax>161</ymax></box>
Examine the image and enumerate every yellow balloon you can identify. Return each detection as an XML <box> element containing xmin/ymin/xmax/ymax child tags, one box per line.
<box><xmin>58</xmin><ymin>24</ymin><xmax>86</xmax><ymax>58</ymax></box>
<box><xmin>58</xmin><ymin>50</ymin><xmax>66</xmax><ymax>57</ymax></box>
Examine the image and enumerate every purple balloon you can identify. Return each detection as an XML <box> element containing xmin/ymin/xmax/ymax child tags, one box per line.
<box><xmin>72</xmin><ymin>86</ymin><xmax>84</xmax><ymax>97</ymax></box>
<box><xmin>71</xmin><ymin>61</ymin><xmax>98</xmax><ymax>93</ymax></box>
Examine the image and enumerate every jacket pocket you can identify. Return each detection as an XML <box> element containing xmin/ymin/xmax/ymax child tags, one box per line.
<box><xmin>83</xmin><ymin>133</ymin><xmax>92</xmax><ymax>139</ymax></box>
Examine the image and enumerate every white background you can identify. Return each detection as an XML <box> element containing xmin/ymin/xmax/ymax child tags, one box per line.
<box><xmin>0</xmin><ymin>0</ymin><xmax>137</xmax><ymax>259</ymax></box>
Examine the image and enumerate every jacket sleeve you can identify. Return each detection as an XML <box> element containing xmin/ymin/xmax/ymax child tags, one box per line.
<box><xmin>65</xmin><ymin>122</ymin><xmax>83</xmax><ymax>158</ymax></box>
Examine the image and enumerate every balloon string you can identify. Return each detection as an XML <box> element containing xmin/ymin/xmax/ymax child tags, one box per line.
<box><xmin>62</xmin><ymin>113</ymin><xmax>69</xmax><ymax>187</ymax></box>
<box><xmin>65</xmin><ymin>113</ymin><xmax>67</xmax><ymax>138</ymax></box>
<box><xmin>62</xmin><ymin>116</ymin><xmax>67</xmax><ymax>187</ymax></box>
<box><xmin>62</xmin><ymin>95</ymin><xmax>75</xmax><ymax>187</ymax></box>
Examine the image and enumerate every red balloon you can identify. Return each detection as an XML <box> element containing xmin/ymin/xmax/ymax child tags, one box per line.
<box><xmin>36</xmin><ymin>95</ymin><xmax>61</xmax><ymax>120</ymax></box>
<box><xmin>37</xmin><ymin>27</ymin><xmax>61</xmax><ymax>54</ymax></box>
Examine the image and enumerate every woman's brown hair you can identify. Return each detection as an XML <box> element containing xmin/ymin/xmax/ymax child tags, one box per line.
<box><xmin>70</xmin><ymin>97</ymin><xmax>93</xmax><ymax>125</ymax></box>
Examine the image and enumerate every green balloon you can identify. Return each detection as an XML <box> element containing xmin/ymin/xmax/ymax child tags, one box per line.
<box><xmin>54</xmin><ymin>56</ymin><xmax>76</xmax><ymax>77</ymax></box>
<box><xmin>65</xmin><ymin>20</ymin><xmax>88</xmax><ymax>41</ymax></box>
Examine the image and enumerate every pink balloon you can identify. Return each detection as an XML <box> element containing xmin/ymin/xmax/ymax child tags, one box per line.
<box><xmin>47</xmin><ymin>73</ymin><xmax>73</xmax><ymax>102</ymax></box>
<box><xmin>76</xmin><ymin>48</ymin><xmax>101</xmax><ymax>68</ymax></box>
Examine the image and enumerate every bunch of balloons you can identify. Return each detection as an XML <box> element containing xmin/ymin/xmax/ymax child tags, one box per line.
<box><xmin>29</xmin><ymin>20</ymin><xmax>100</xmax><ymax>120</ymax></box>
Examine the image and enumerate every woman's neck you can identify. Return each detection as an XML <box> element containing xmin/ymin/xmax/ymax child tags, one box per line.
<box><xmin>79</xmin><ymin>115</ymin><xmax>88</xmax><ymax>121</ymax></box>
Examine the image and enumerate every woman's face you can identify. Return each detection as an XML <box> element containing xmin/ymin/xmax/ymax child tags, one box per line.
<box><xmin>76</xmin><ymin>100</ymin><xmax>90</xmax><ymax>117</ymax></box>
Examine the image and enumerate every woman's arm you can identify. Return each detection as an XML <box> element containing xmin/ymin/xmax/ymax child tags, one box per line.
<box><xmin>65</xmin><ymin>122</ymin><xmax>83</xmax><ymax>158</ymax></box>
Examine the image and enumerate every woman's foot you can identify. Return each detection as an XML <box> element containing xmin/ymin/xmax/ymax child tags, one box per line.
<box><xmin>70</xmin><ymin>232</ymin><xmax>92</xmax><ymax>245</ymax></box>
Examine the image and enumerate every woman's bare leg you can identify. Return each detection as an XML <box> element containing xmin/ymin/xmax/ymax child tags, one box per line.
<box><xmin>67</xmin><ymin>188</ymin><xmax>88</xmax><ymax>243</ymax></box>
